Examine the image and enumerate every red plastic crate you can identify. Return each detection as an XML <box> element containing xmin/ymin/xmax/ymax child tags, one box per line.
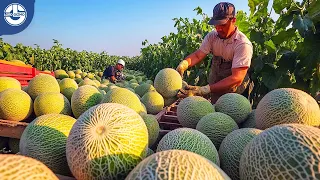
<box><xmin>0</xmin><ymin>60</ymin><xmax>54</xmax><ymax>86</ymax></box>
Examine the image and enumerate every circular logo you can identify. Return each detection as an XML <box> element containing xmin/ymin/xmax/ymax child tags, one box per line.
<box><xmin>4</xmin><ymin>3</ymin><xmax>27</xmax><ymax>26</ymax></box>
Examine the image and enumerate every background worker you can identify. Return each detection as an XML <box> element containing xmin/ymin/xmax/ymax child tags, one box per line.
<box><xmin>176</xmin><ymin>2</ymin><xmax>254</xmax><ymax>104</ymax></box>
<box><xmin>102</xmin><ymin>59</ymin><xmax>126</xmax><ymax>83</ymax></box>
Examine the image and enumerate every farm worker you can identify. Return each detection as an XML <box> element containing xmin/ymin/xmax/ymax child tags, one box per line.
<box><xmin>176</xmin><ymin>2</ymin><xmax>254</xmax><ymax>104</ymax></box>
<box><xmin>102</xmin><ymin>59</ymin><xmax>126</xmax><ymax>83</ymax></box>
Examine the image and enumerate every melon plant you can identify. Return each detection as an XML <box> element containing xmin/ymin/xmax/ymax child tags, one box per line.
<box><xmin>255</xmin><ymin>88</ymin><xmax>320</xmax><ymax>129</ymax></box>
<box><xmin>196</xmin><ymin>112</ymin><xmax>239</xmax><ymax>149</ymax></box>
<box><xmin>153</xmin><ymin>68</ymin><xmax>182</xmax><ymax>98</ymax></box>
<box><xmin>19</xmin><ymin>114</ymin><xmax>76</xmax><ymax>176</ymax></box>
<box><xmin>0</xmin><ymin>154</ymin><xmax>59</xmax><ymax>180</ymax></box>
<box><xmin>156</xmin><ymin>128</ymin><xmax>220</xmax><ymax>166</ymax></box>
<box><xmin>177</xmin><ymin>96</ymin><xmax>215</xmax><ymax>128</ymax></box>
<box><xmin>218</xmin><ymin>128</ymin><xmax>262</xmax><ymax>180</ymax></box>
<box><xmin>125</xmin><ymin>150</ymin><xmax>231</xmax><ymax>180</ymax></box>
<box><xmin>214</xmin><ymin>93</ymin><xmax>252</xmax><ymax>124</ymax></box>
<box><xmin>240</xmin><ymin>124</ymin><xmax>320</xmax><ymax>179</ymax></box>
<box><xmin>66</xmin><ymin>103</ymin><xmax>149</xmax><ymax>180</ymax></box>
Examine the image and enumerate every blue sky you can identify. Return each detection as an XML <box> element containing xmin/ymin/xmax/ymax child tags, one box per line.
<box><xmin>2</xmin><ymin>0</ymin><xmax>253</xmax><ymax>56</ymax></box>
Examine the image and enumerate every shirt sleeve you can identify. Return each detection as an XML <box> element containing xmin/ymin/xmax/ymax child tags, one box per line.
<box><xmin>232</xmin><ymin>43</ymin><xmax>253</xmax><ymax>69</ymax></box>
<box><xmin>103</xmin><ymin>66</ymin><xmax>115</xmax><ymax>78</ymax></box>
<box><xmin>199</xmin><ymin>32</ymin><xmax>214</xmax><ymax>54</ymax></box>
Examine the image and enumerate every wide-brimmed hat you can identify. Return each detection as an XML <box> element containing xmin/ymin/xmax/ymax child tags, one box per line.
<box><xmin>208</xmin><ymin>2</ymin><xmax>236</xmax><ymax>25</ymax></box>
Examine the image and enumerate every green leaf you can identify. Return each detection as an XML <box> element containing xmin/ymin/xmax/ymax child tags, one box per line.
<box><xmin>307</xmin><ymin>0</ymin><xmax>320</xmax><ymax>23</ymax></box>
<box><xmin>277</xmin><ymin>51</ymin><xmax>298</xmax><ymax>72</ymax></box>
<box><xmin>273</xmin><ymin>0</ymin><xmax>293</xmax><ymax>14</ymax></box>
<box><xmin>271</xmin><ymin>28</ymin><xmax>297</xmax><ymax>45</ymax></box>
<box><xmin>264</xmin><ymin>40</ymin><xmax>276</xmax><ymax>53</ymax></box>
<box><xmin>250</xmin><ymin>30</ymin><xmax>265</xmax><ymax>44</ymax></box>
<box><xmin>292</xmin><ymin>14</ymin><xmax>315</xmax><ymax>36</ymax></box>
<box><xmin>252</xmin><ymin>55</ymin><xmax>264</xmax><ymax>72</ymax></box>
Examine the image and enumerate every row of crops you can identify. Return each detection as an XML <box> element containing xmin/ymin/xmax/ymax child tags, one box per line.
<box><xmin>1</xmin><ymin>0</ymin><xmax>320</xmax><ymax>107</ymax></box>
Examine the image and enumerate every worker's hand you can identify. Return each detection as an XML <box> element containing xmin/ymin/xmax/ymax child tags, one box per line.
<box><xmin>177</xmin><ymin>85</ymin><xmax>211</xmax><ymax>98</ymax></box>
<box><xmin>176</xmin><ymin>60</ymin><xmax>189</xmax><ymax>77</ymax></box>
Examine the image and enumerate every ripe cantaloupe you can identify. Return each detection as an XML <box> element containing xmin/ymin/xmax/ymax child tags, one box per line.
<box><xmin>0</xmin><ymin>88</ymin><xmax>33</xmax><ymax>121</ymax></box>
<box><xmin>140</xmin><ymin>114</ymin><xmax>160</xmax><ymax>147</ymax></box>
<box><xmin>255</xmin><ymin>88</ymin><xmax>320</xmax><ymax>129</ymax></box>
<box><xmin>66</xmin><ymin>103</ymin><xmax>148</xmax><ymax>180</ymax></box>
<box><xmin>20</xmin><ymin>114</ymin><xmax>76</xmax><ymax>176</ymax></box>
<box><xmin>71</xmin><ymin>85</ymin><xmax>103</xmax><ymax>118</ymax></box>
<box><xmin>0</xmin><ymin>154</ymin><xmax>59</xmax><ymax>179</ymax></box>
<box><xmin>239</xmin><ymin>124</ymin><xmax>320</xmax><ymax>179</ymax></box>
<box><xmin>214</xmin><ymin>93</ymin><xmax>252</xmax><ymax>124</ymax></box>
<box><xmin>59</xmin><ymin>78</ymin><xmax>78</xmax><ymax>101</ymax></box>
<box><xmin>141</xmin><ymin>91</ymin><xmax>164</xmax><ymax>115</ymax></box>
<box><xmin>154</xmin><ymin>68</ymin><xmax>182</xmax><ymax>98</ymax></box>
<box><xmin>135</xmin><ymin>83</ymin><xmax>155</xmax><ymax>97</ymax></box>
<box><xmin>219</xmin><ymin>128</ymin><xmax>262</xmax><ymax>180</ymax></box>
<box><xmin>196</xmin><ymin>112</ymin><xmax>239</xmax><ymax>148</ymax></box>
<box><xmin>27</xmin><ymin>74</ymin><xmax>60</xmax><ymax>100</ymax></box>
<box><xmin>125</xmin><ymin>150</ymin><xmax>231</xmax><ymax>180</ymax></box>
<box><xmin>78</xmin><ymin>78</ymin><xmax>98</xmax><ymax>88</ymax></box>
<box><xmin>0</xmin><ymin>77</ymin><xmax>21</xmax><ymax>93</ymax></box>
<box><xmin>101</xmin><ymin>87</ymin><xmax>145</xmax><ymax>114</ymax></box>
<box><xmin>177</xmin><ymin>96</ymin><xmax>215</xmax><ymax>128</ymax></box>
<box><xmin>240</xmin><ymin>109</ymin><xmax>256</xmax><ymax>128</ymax></box>
<box><xmin>156</xmin><ymin>128</ymin><xmax>220</xmax><ymax>166</ymax></box>
<box><xmin>34</xmin><ymin>92</ymin><xmax>72</xmax><ymax>117</ymax></box>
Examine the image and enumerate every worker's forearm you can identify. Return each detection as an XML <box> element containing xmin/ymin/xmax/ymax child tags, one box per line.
<box><xmin>185</xmin><ymin>53</ymin><xmax>202</xmax><ymax>67</ymax></box>
<box><xmin>209</xmin><ymin>76</ymin><xmax>242</xmax><ymax>93</ymax></box>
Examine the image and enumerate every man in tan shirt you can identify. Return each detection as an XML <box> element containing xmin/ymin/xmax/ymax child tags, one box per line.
<box><xmin>177</xmin><ymin>2</ymin><xmax>253</xmax><ymax>103</ymax></box>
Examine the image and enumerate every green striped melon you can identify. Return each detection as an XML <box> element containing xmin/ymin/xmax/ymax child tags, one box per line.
<box><xmin>255</xmin><ymin>88</ymin><xmax>320</xmax><ymax>129</ymax></box>
<box><xmin>156</xmin><ymin>128</ymin><xmax>219</xmax><ymax>165</ymax></box>
<box><xmin>218</xmin><ymin>128</ymin><xmax>262</xmax><ymax>180</ymax></box>
<box><xmin>125</xmin><ymin>150</ymin><xmax>231</xmax><ymax>180</ymax></box>
<box><xmin>240</xmin><ymin>124</ymin><xmax>320</xmax><ymax>179</ymax></box>
<box><xmin>19</xmin><ymin>114</ymin><xmax>76</xmax><ymax>176</ymax></box>
<box><xmin>66</xmin><ymin>103</ymin><xmax>148</xmax><ymax>180</ymax></box>
<box><xmin>0</xmin><ymin>154</ymin><xmax>59</xmax><ymax>179</ymax></box>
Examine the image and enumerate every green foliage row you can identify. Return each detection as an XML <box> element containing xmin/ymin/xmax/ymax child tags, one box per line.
<box><xmin>0</xmin><ymin>38</ymin><xmax>140</xmax><ymax>73</ymax></box>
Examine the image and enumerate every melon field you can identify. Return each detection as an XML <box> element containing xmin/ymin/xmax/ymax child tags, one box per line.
<box><xmin>0</xmin><ymin>0</ymin><xmax>320</xmax><ymax>180</ymax></box>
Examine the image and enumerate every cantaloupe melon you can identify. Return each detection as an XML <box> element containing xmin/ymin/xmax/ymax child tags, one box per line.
<box><xmin>135</xmin><ymin>83</ymin><xmax>155</xmax><ymax>97</ymax></box>
<box><xmin>196</xmin><ymin>112</ymin><xmax>239</xmax><ymax>148</ymax></box>
<box><xmin>27</xmin><ymin>74</ymin><xmax>60</xmax><ymax>100</ymax></box>
<box><xmin>0</xmin><ymin>77</ymin><xmax>21</xmax><ymax>93</ymax></box>
<box><xmin>34</xmin><ymin>92</ymin><xmax>72</xmax><ymax>117</ymax></box>
<box><xmin>140</xmin><ymin>114</ymin><xmax>160</xmax><ymax>147</ymax></box>
<box><xmin>125</xmin><ymin>150</ymin><xmax>231</xmax><ymax>180</ymax></box>
<box><xmin>71</xmin><ymin>85</ymin><xmax>103</xmax><ymax>118</ymax></box>
<box><xmin>0</xmin><ymin>88</ymin><xmax>33</xmax><ymax>121</ymax></box>
<box><xmin>239</xmin><ymin>124</ymin><xmax>320</xmax><ymax>179</ymax></box>
<box><xmin>156</xmin><ymin>128</ymin><xmax>220</xmax><ymax>166</ymax></box>
<box><xmin>177</xmin><ymin>96</ymin><xmax>215</xmax><ymax>128</ymax></box>
<box><xmin>240</xmin><ymin>109</ymin><xmax>256</xmax><ymax>128</ymax></box>
<box><xmin>214</xmin><ymin>93</ymin><xmax>252</xmax><ymax>124</ymax></box>
<box><xmin>20</xmin><ymin>114</ymin><xmax>76</xmax><ymax>176</ymax></box>
<box><xmin>141</xmin><ymin>91</ymin><xmax>164</xmax><ymax>115</ymax></box>
<box><xmin>0</xmin><ymin>154</ymin><xmax>59</xmax><ymax>179</ymax></box>
<box><xmin>255</xmin><ymin>88</ymin><xmax>320</xmax><ymax>129</ymax></box>
<box><xmin>66</xmin><ymin>103</ymin><xmax>148</xmax><ymax>180</ymax></box>
<box><xmin>153</xmin><ymin>68</ymin><xmax>182</xmax><ymax>98</ymax></box>
<box><xmin>219</xmin><ymin>128</ymin><xmax>262</xmax><ymax>180</ymax></box>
